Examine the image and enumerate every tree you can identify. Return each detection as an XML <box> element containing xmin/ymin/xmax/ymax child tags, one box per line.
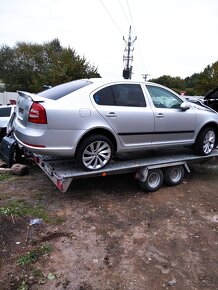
<box><xmin>150</xmin><ymin>60</ymin><xmax>218</xmax><ymax>96</ymax></box>
<box><xmin>182</xmin><ymin>73</ymin><xmax>201</xmax><ymax>96</ymax></box>
<box><xmin>196</xmin><ymin>61</ymin><xmax>218</xmax><ymax>95</ymax></box>
<box><xmin>0</xmin><ymin>39</ymin><xmax>100</xmax><ymax>92</ymax></box>
<box><xmin>150</xmin><ymin>75</ymin><xmax>185</xmax><ymax>94</ymax></box>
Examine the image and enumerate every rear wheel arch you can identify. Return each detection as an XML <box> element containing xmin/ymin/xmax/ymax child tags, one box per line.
<box><xmin>75</xmin><ymin>128</ymin><xmax>117</xmax><ymax>156</ymax></box>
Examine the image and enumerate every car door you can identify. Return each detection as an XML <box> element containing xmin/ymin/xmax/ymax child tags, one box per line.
<box><xmin>145</xmin><ymin>85</ymin><xmax>197</xmax><ymax>145</ymax></box>
<box><xmin>91</xmin><ymin>83</ymin><xmax>154</xmax><ymax>147</ymax></box>
<box><xmin>0</xmin><ymin>106</ymin><xmax>12</xmax><ymax>128</ymax></box>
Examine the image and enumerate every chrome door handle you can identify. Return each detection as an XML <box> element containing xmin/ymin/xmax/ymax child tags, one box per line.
<box><xmin>156</xmin><ymin>113</ymin><xmax>164</xmax><ymax>118</ymax></box>
<box><xmin>106</xmin><ymin>112</ymin><xmax>117</xmax><ymax>117</ymax></box>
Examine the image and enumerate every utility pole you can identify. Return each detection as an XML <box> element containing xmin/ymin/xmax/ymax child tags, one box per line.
<box><xmin>142</xmin><ymin>74</ymin><xmax>150</xmax><ymax>81</ymax></box>
<box><xmin>123</xmin><ymin>26</ymin><xmax>137</xmax><ymax>79</ymax></box>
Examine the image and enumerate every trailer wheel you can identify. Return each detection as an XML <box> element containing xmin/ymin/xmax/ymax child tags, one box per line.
<box><xmin>139</xmin><ymin>169</ymin><xmax>164</xmax><ymax>192</ymax></box>
<box><xmin>76</xmin><ymin>134</ymin><xmax>114</xmax><ymax>171</ymax></box>
<box><xmin>194</xmin><ymin>127</ymin><xmax>216</xmax><ymax>156</ymax></box>
<box><xmin>164</xmin><ymin>165</ymin><xmax>185</xmax><ymax>186</ymax></box>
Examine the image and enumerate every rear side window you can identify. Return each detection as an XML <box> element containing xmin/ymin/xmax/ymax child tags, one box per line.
<box><xmin>94</xmin><ymin>87</ymin><xmax>115</xmax><ymax>105</ymax></box>
<box><xmin>0</xmin><ymin>107</ymin><xmax>11</xmax><ymax>117</ymax></box>
<box><xmin>94</xmin><ymin>84</ymin><xmax>146</xmax><ymax>107</ymax></box>
<box><xmin>37</xmin><ymin>79</ymin><xmax>92</xmax><ymax>100</ymax></box>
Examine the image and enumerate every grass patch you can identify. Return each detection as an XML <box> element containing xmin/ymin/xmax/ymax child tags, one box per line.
<box><xmin>32</xmin><ymin>267</ymin><xmax>43</xmax><ymax>278</ymax></box>
<box><xmin>18</xmin><ymin>280</ymin><xmax>28</xmax><ymax>290</ymax></box>
<box><xmin>0</xmin><ymin>200</ymin><xmax>48</xmax><ymax>221</ymax></box>
<box><xmin>0</xmin><ymin>173</ymin><xmax>12</xmax><ymax>181</ymax></box>
<box><xmin>18</xmin><ymin>244</ymin><xmax>52</xmax><ymax>266</ymax></box>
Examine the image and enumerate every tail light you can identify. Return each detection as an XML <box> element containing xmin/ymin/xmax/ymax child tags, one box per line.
<box><xmin>28</xmin><ymin>103</ymin><xmax>47</xmax><ymax>124</ymax></box>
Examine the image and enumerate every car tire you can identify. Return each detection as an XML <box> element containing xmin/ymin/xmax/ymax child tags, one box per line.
<box><xmin>139</xmin><ymin>169</ymin><xmax>164</xmax><ymax>192</ymax></box>
<box><xmin>76</xmin><ymin>134</ymin><xmax>114</xmax><ymax>171</ymax></box>
<box><xmin>164</xmin><ymin>166</ymin><xmax>185</xmax><ymax>186</ymax></box>
<box><xmin>194</xmin><ymin>127</ymin><xmax>216</xmax><ymax>156</ymax></box>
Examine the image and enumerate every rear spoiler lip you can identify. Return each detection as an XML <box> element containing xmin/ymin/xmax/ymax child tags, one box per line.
<box><xmin>18</xmin><ymin>91</ymin><xmax>46</xmax><ymax>102</ymax></box>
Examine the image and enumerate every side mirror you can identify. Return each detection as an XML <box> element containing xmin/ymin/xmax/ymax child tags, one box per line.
<box><xmin>180</xmin><ymin>102</ymin><xmax>190</xmax><ymax>111</ymax></box>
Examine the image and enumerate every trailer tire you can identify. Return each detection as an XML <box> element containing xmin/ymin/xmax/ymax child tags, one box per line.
<box><xmin>164</xmin><ymin>165</ymin><xmax>185</xmax><ymax>186</ymax></box>
<box><xmin>194</xmin><ymin>127</ymin><xmax>216</xmax><ymax>156</ymax></box>
<box><xmin>76</xmin><ymin>134</ymin><xmax>114</xmax><ymax>171</ymax></box>
<box><xmin>139</xmin><ymin>169</ymin><xmax>164</xmax><ymax>192</ymax></box>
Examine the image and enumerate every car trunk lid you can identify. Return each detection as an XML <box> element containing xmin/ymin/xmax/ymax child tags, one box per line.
<box><xmin>16</xmin><ymin>91</ymin><xmax>47</xmax><ymax>127</ymax></box>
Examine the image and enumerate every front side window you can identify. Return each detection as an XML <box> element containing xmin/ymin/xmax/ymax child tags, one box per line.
<box><xmin>93</xmin><ymin>84</ymin><xmax>146</xmax><ymax>107</ymax></box>
<box><xmin>146</xmin><ymin>85</ymin><xmax>183</xmax><ymax>109</ymax></box>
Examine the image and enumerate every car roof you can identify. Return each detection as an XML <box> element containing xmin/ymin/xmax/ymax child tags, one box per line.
<box><xmin>87</xmin><ymin>78</ymin><xmax>178</xmax><ymax>94</ymax></box>
<box><xmin>89</xmin><ymin>78</ymin><xmax>150</xmax><ymax>85</ymax></box>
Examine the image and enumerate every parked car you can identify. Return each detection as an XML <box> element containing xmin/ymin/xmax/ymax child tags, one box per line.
<box><xmin>12</xmin><ymin>79</ymin><xmax>218</xmax><ymax>170</ymax></box>
<box><xmin>204</xmin><ymin>87</ymin><xmax>218</xmax><ymax>112</ymax></box>
<box><xmin>0</xmin><ymin>105</ymin><xmax>15</xmax><ymax>141</ymax></box>
<box><xmin>184</xmin><ymin>87</ymin><xmax>218</xmax><ymax>112</ymax></box>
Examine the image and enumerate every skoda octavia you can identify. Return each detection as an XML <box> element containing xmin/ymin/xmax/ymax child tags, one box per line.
<box><xmin>13</xmin><ymin>79</ymin><xmax>218</xmax><ymax>170</ymax></box>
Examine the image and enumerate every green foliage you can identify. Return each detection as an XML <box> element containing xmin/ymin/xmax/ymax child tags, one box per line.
<box><xmin>150</xmin><ymin>75</ymin><xmax>185</xmax><ymax>91</ymax></box>
<box><xmin>150</xmin><ymin>60</ymin><xmax>218</xmax><ymax>96</ymax></box>
<box><xmin>1</xmin><ymin>37</ymin><xmax>217</xmax><ymax>95</ymax></box>
<box><xmin>32</xmin><ymin>267</ymin><xmax>43</xmax><ymax>278</ymax></box>
<box><xmin>0</xmin><ymin>38</ymin><xmax>100</xmax><ymax>92</ymax></box>
<box><xmin>18</xmin><ymin>280</ymin><xmax>28</xmax><ymax>290</ymax></box>
<box><xmin>18</xmin><ymin>244</ymin><xmax>52</xmax><ymax>266</ymax></box>
<box><xmin>196</xmin><ymin>61</ymin><xmax>218</xmax><ymax>95</ymax></box>
<box><xmin>0</xmin><ymin>173</ymin><xmax>12</xmax><ymax>181</ymax></box>
<box><xmin>0</xmin><ymin>200</ymin><xmax>48</xmax><ymax>220</ymax></box>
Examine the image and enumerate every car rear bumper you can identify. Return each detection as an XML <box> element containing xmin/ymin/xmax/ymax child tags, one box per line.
<box><xmin>13</xmin><ymin>128</ymin><xmax>86</xmax><ymax>157</ymax></box>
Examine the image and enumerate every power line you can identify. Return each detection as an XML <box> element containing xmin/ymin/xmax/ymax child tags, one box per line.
<box><xmin>99</xmin><ymin>0</ymin><xmax>148</xmax><ymax>79</ymax></box>
<box><xmin>118</xmin><ymin>0</ymin><xmax>131</xmax><ymax>26</ymax></box>
<box><xmin>126</xmin><ymin>0</ymin><xmax>135</xmax><ymax>29</ymax></box>
<box><xmin>126</xmin><ymin>0</ymin><xmax>148</xmax><ymax>78</ymax></box>
<box><xmin>99</xmin><ymin>0</ymin><xmax>124</xmax><ymax>36</ymax></box>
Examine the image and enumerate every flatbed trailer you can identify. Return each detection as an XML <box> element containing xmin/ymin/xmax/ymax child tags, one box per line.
<box><xmin>33</xmin><ymin>148</ymin><xmax>218</xmax><ymax>192</ymax></box>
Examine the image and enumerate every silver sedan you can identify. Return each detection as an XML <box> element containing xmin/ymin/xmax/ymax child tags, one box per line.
<box><xmin>13</xmin><ymin>79</ymin><xmax>218</xmax><ymax>170</ymax></box>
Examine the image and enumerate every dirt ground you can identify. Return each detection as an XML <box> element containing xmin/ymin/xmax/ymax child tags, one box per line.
<box><xmin>0</xmin><ymin>157</ymin><xmax>218</xmax><ymax>290</ymax></box>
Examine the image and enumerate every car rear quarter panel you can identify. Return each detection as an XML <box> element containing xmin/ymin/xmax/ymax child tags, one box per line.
<box><xmin>14</xmin><ymin>89</ymin><xmax>120</xmax><ymax>156</ymax></box>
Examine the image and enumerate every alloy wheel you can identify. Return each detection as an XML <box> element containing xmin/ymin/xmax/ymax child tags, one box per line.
<box><xmin>82</xmin><ymin>140</ymin><xmax>112</xmax><ymax>170</ymax></box>
<box><xmin>203</xmin><ymin>130</ymin><xmax>215</xmax><ymax>154</ymax></box>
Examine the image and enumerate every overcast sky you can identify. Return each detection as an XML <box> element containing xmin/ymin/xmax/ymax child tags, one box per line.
<box><xmin>0</xmin><ymin>0</ymin><xmax>218</xmax><ymax>80</ymax></box>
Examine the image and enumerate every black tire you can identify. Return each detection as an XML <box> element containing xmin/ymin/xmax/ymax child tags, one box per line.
<box><xmin>194</xmin><ymin>127</ymin><xmax>216</xmax><ymax>156</ymax></box>
<box><xmin>76</xmin><ymin>134</ymin><xmax>114</xmax><ymax>171</ymax></box>
<box><xmin>164</xmin><ymin>166</ymin><xmax>185</xmax><ymax>186</ymax></box>
<box><xmin>139</xmin><ymin>169</ymin><xmax>164</xmax><ymax>192</ymax></box>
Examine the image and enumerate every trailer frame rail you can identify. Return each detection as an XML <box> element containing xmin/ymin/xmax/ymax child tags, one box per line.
<box><xmin>33</xmin><ymin>148</ymin><xmax>218</xmax><ymax>192</ymax></box>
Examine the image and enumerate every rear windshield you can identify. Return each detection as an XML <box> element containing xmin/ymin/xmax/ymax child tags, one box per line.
<box><xmin>0</xmin><ymin>106</ymin><xmax>12</xmax><ymax>117</ymax></box>
<box><xmin>37</xmin><ymin>79</ymin><xmax>92</xmax><ymax>100</ymax></box>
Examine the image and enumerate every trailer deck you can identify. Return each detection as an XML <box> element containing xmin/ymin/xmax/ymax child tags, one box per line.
<box><xmin>34</xmin><ymin>148</ymin><xmax>218</xmax><ymax>192</ymax></box>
